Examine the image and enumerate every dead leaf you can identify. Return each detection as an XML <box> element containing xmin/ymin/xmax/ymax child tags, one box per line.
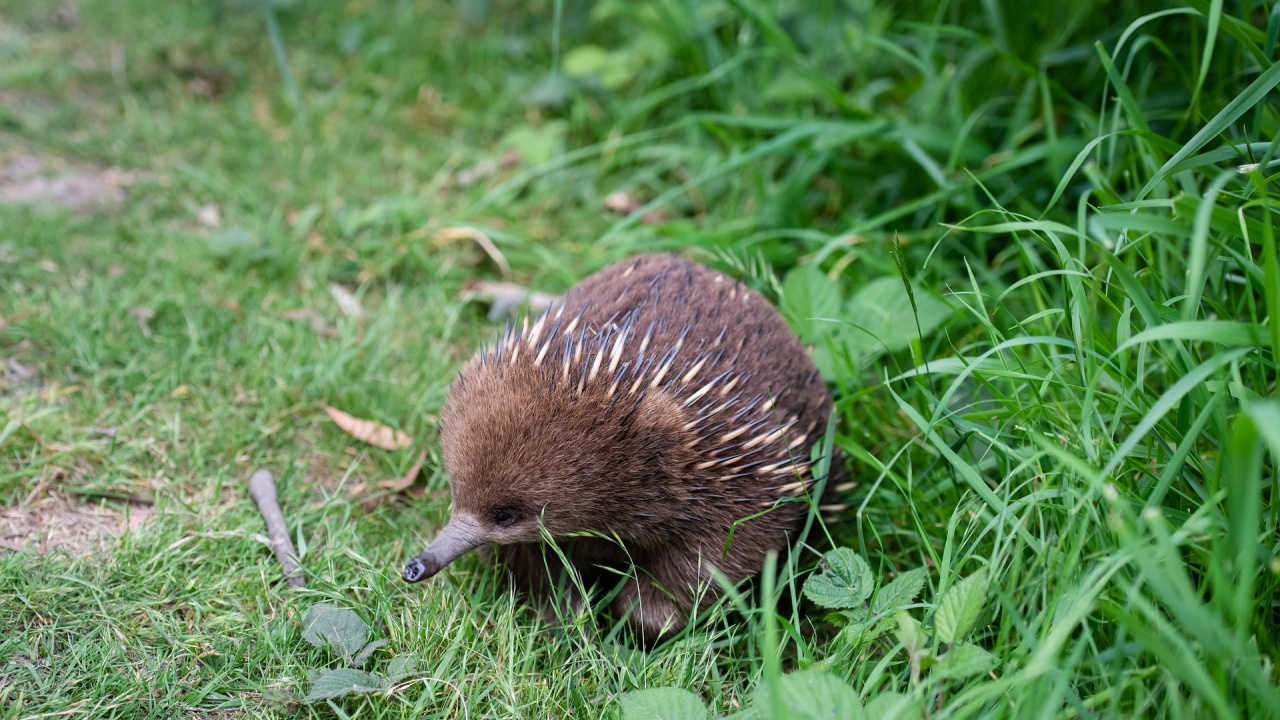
<box><xmin>196</xmin><ymin>203</ymin><xmax>221</xmax><ymax>228</ymax></box>
<box><xmin>325</xmin><ymin>407</ymin><xmax>412</xmax><ymax>450</ymax></box>
<box><xmin>433</xmin><ymin>226</ymin><xmax>510</xmax><ymax>278</ymax></box>
<box><xmin>456</xmin><ymin>158</ymin><xmax>499</xmax><ymax>187</ymax></box>
<box><xmin>379</xmin><ymin>451</ymin><xmax>426</xmax><ymax>492</ymax></box>
<box><xmin>604</xmin><ymin>191</ymin><xmax>642</xmax><ymax>214</ymax></box>
<box><xmin>170</xmin><ymin>385</ymin><xmax>190</xmax><ymax>399</ymax></box>
<box><xmin>642</xmin><ymin>207</ymin><xmax>672</xmax><ymax>225</ymax></box>
<box><xmin>329</xmin><ymin>284</ymin><xmax>362</xmax><ymax>318</ymax></box>
<box><xmin>283</xmin><ymin>308</ymin><xmax>337</xmax><ymax>338</ymax></box>
<box><xmin>463</xmin><ymin>279</ymin><xmax>560</xmax><ymax>320</ymax></box>
<box><xmin>53</xmin><ymin>2</ymin><xmax>79</xmax><ymax>27</ymax></box>
<box><xmin>5</xmin><ymin>359</ymin><xmax>35</xmax><ymax>383</ymax></box>
<box><xmin>129</xmin><ymin>307</ymin><xmax>155</xmax><ymax>337</ymax></box>
<box><xmin>107</xmin><ymin>263</ymin><xmax>127</xmax><ymax>277</ymax></box>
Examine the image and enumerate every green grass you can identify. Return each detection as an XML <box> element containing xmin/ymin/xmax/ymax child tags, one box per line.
<box><xmin>1</xmin><ymin>0</ymin><xmax>1278</xmax><ymax>717</ymax></box>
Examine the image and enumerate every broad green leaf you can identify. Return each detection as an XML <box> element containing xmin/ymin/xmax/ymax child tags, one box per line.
<box><xmin>563</xmin><ymin>44</ymin><xmax>636</xmax><ymax>89</ymax></box>
<box><xmin>301</xmin><ymin>603</ymin><xmax>370</xmax><ymax>657</ymax></box>
<box><xmin>864</xmin><ymin>691</ymin><xmax>922</xmax><ymax>720</ymax></box>
<box><xmin>352</xmin><ymin>638</ymin><xmax>389</xmax><ymax>668</ymax></box>
<box><xmin>842</xmin><ymin>276</ymin><xmax>952</xmax><ymax>359</ymax></box>
<box><xmin>871</xmin><ymin>568</ymin><xmax>928</xmax><ymax>615</ymax></box>
<box><xmin>935</xmin><ymin>568</ymin><xmax>989</xmax><ymax>643</ymax></box>
<box><xmin>895</xmin><ymin>611</ymin><xmax>924</xmax><ymax>654</ymax></box>
<box><xmin>781</xmin><ymin>264</ymin><xmax>843</xmax><ymax>342</ymax></box>
<box><xmin>753</xmin><ymin>669</ymin><xmax>861</xmax><ymax>720</ymax></box>
<box><xmin>386</xmin><ymin>655</ymin><xmax>417</xmax><ymax>683</ymax></box>
<box><xmin>302</xmin><ymin>668</ymin><xmax>384</xmax><ymax>702</ymax></box>
<box><xmin>933</xmin><ymin>643</ymin><xmax>999</xmax><ymax>679</ymax></box>
<box><xmin>498</xmin><ymin>121</ymin><xmax>568</xmax><ymax>165</ymax></box>
<box><xmin>803</xmin><ymin>548</ymin><xmax>874</xmax><ymax>609</ymax></box>
<box><xmin>620</xmin><ymin>687</ymin><xmax>709</xmax><ymax>720</ymax></box>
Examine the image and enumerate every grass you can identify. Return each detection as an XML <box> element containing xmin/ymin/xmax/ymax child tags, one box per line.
<box><xmin>1</xmin><ymin>0</ymin><xmax>1278</xmax><ymax>717</ymax></box>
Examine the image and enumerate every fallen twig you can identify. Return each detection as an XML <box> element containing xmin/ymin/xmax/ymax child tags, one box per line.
<box><xmin>248</xmin><ymin>468</ymin><xmax>304</xmax><ymax>588</ymax></box>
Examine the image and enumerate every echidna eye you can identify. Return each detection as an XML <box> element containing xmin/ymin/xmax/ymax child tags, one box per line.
<box><xmin>493</xmin><ymin>509</ymin><xmax>517</xmax><ymax>527</ymax></box>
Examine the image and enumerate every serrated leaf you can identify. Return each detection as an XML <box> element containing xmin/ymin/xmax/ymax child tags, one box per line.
<box><xmin>302</xmin><ymin>603</ymin><xmax>370</xmax><ymax>656</ymax></box>
<box><xmin>302</xmin><ymin>668</ymin><xmax>384</xmax><ymax>702</ymax></box>
<box><xmin>933</xmin><ymin>643</ymin><xmax>999</xmax><ymax>680</ymax></box>
<box><xmin>352</xmin><ymin>638</ymin><xmax>388</xmax><ymax>668</ymax></box>
<box><xmin>935</xmin><ymin>568</ymin><xmax>989</xmax><ymax>643</ymax></box>
<box><xmin>872</xmin><ymin>568</ymin><xmax>928</xmax><ymax>615</ymax></box>
<box><xmin>803</xmin><ymin>548</ymin><xmax>874</xmax><ymax>609</ymax></box>
<box><xmin>619</xmin><ymin>687</ymin><xmax>709</xmax><ymax>720</ymax></box>
<box><xmin>863</xmin><ymin>691</ymin><xmax>922</xmax><ymax>720</ymax></box>
<box><xmin>753</xmin><ymin>669</ymin><xmax>861</xmax><ymax>720</ymax></box>
<box><xmin>386</xmin><ymin>656</ymin><xmax>417</xmax><ymax>682</ymax></box>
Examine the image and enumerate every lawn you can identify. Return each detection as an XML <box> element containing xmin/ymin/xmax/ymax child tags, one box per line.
<box><xmin>1</xmin><ymin>0</ymin><xmax>1278</xmax><ymax>718</ymax></box>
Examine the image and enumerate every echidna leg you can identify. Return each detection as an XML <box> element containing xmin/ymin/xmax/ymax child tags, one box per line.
<box><xmin>488</xmin><ymin>542</ymin><xmax>600</xmax><ymax>626</ymax></box>
<box><xmin>612</xmin><ymin>552</ymin><xmax>713</xmax><ymax>645</ymax></box>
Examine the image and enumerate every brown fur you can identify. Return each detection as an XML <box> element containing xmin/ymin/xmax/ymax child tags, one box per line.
<box><xmin>428</xmin><ymin>253</ymin><xmax>832</xmax><ymax>642</ymax></box>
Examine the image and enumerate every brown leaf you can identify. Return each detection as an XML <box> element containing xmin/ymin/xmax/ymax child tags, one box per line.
<box><xmin>283</xmin><ymin>308</ymin><xmax>338</xmax><ymax>338</ymax></box>
<box><xmin>328</xmin><ymin>284</ymin><xmax>362</xmax><ymax>318</ymax></box>
<box><xmin>463</xmin><ymin>279</ymin><xmax>560</xmax><ymax>320</ymax></box>
<box><xmin>129</xmin><ymin>307</ymin><xmax>155</xmax><ymax>338</ymax></box>
<box><xmin>433</xmin><ymin>226</ymin><xmax>511</xmax><ymax>278</ymax></box>
<box><xmin>196</xmin><ymin>203</ymin><xmax>221</xmax><ymax>228</ymax></box>
<box><xmin>604</xmin><ymin>191</ymin><xmax>642</xmax><ymax>214</ymax></box>
<box><xmin>325</xmin><ymin>407</ymin><xmax>412</xmax><ymax>450</ymax></box>
<box><xmin>379</xmin><ymin>451</ymin><xmax>426</xmax><ymax>492</ymax></box>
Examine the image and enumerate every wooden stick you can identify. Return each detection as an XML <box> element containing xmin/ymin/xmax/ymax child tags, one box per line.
<box><xmin>248</xmin><ymin>468</ymin><xmax>304</xmax><ymax>588</ymax></box>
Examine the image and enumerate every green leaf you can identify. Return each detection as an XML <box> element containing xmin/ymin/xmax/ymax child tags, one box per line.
<box><xmin>386</xmin><ymin>655</ymin><xmax>417</xmax><ymax>682</ymax></box>
<box><xmin>562</xmin><ymin>44</ymin><xmax>637</xmax><ymax>89</ymax></box>
<box><xmin>498</xmin><ymin>120</ymin><xmax>568</xmax><ymax>165</ymax></box>
<box><xmin>781</xmin><ymin>264</ymin><xmax>843</xmax><ymax>342</ymax></box>
<box><xmin>523</xmin><ymin>73</ymin><xmax>576</xmax><ymax>108</ymax></box>
<box><xmin>894</xmin><ymin>610</ymin><xmax>925</xmax><ymax>654</ymax></box>
<box><xmin>841</xmin><ymin>276</ymin><xmax>952</xmax><ymax>359</ymax></box>
<box><xmin>803</xmin><ymin>548</ymin><xmax>874</xmax><ymax>609</ymax></box>
<box><xmin>753</xmin><ymin>670</ymin><xmax>861</xmax><ymax>720</ymax></box>
<box><xmin>619</xmin><ymin>687</ymin><xmax>709</xmax><ymax>720</ymax></box>
<box><xmin>301</xmin><ymin>603</ymin><xmax>370</xmax><ymax>657</ymax></box>
<box><xmin>933</xmin><ymin>643</ymin><xmax>999</xmax><ymax>679</ymax></box>
<box><xmin>935</xmin><ymin>568</ymin><xmax>989</xmax><ymax>643</ymax></box>
<box><xmin>302</xmin><ymin>668</ymin><xmax>384</xmax><ymax>702</ymax></box>
<box><xmin>863</xmin><ymin>691</ymin><xmax>922</xmax><ymax>720</ymax></box>
<box><xmin>352</xmin><ymin>638</ymin><xmax>388</xmax><ymax>669</ymax></box>
<box><xmin>871</xmin><ymin>568</ymin><xmax>928</xmax><ymax>615</ymax></box>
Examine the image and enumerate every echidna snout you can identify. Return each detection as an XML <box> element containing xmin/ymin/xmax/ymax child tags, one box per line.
<box><xmin>402</xmin><ymin>511</ymin><xmax>485</xmax><ymax>583</ymax></box>
<box><xmin>404</xmin><ymin>253</ymin><xmax>833</xmax><ymax>643</ymax></box>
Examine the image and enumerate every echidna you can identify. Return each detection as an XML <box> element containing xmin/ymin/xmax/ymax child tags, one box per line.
<box><xmin>402</xmin><ymin>253</ymin><xmax>833</xmax><ymax>642</ymax></box>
